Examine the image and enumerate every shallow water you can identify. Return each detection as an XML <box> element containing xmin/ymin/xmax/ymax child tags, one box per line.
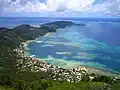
<box><xmin>26</xmin><ymin>22</ymin><xmax>120</xmax><ymax>73</ymax></box>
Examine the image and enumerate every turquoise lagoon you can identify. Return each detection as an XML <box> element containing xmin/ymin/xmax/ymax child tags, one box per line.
<box><xmin>26</xmin><ymin>22</ymin><xmax>120</xmax><ymax>73</ymax></box>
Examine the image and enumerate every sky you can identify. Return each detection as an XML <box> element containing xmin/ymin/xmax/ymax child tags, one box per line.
<box><xmin>0</xmin><ymin>0</ymin><xmax>120</xmax><ymax>18</ymax></box>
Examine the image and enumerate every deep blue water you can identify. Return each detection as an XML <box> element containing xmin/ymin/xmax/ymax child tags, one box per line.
<box><xmin>1</xmin><ymin>17</ymin><xmax>120</xmax><ymax>73</ymax></box>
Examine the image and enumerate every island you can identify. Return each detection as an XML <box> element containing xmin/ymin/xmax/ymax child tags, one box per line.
<box><xmin>0</xmin><ymin>21</ymin><xmax>120</xmax><ymax>90</ymax></box>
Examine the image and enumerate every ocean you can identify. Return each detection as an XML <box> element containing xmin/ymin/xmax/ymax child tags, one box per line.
<box><xmin>1</xmin><ymin>17</ymin><xmax>120</xmax><ymax>73</ymax></box>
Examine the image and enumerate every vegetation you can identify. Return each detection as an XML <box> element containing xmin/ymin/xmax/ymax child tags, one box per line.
<box><xmin>0</xmin><ymin>72</ymin><xmax>119</xmax><ymax>90</ymax></box>
<box><xmin>0</xmin><ymin>21</ymin><xmax>120</xmax><ymax>90</ymax></box>
<box><xmin>12</xmin><ymin>21</ymin><xmax>83</xmax><ymax>40</ymax></box>
<box><xmin>47</xmin><ymin>82</ymin><xmax>110</xmax><ymax>90</ymax></box>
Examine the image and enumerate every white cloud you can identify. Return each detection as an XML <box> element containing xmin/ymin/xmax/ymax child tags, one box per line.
<box><xmin>1</xmin><ymin>0</ymin><xmax>120</xmax><ymax>16</ymax></box>
<box><xmin>67</xmin><ymin>0</ymin><xmax>95</xmax><ymax>12</ymax></box>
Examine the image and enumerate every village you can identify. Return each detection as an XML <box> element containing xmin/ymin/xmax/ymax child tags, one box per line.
<box><xmin>13</xmin><ymin>43</ymin><xmax>97</xmax><ymax>83</ymax></box>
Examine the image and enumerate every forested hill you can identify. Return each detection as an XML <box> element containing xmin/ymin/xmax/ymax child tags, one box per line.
<box><xmin>0</xmin><ymin>21</ymin><xmax>82</xmax><ymax>46</ymax></box>
<box><xmin>12</xmin><ymin>21</ymin><xmax>84</xmax><ymax>40</ymax></box>
<box><xmin>0</xmin><ymin>28</ymin><xmax>23</xmax><ymax>47</ymax></box>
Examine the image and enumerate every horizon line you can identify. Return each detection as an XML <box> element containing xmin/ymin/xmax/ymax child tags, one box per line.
<box><xmin>0</xmin><ymin>16</ymin><xmax>120</xmax><ymax>19</ymax></box>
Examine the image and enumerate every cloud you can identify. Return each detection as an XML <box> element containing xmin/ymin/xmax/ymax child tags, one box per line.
<box><xmin>90</xmin><ymin>0</ymin><xmax>120</xmax><ymax>16</ymax></box>
<box><xmin>0</xmin><ymin>0</ymin><xmax>120</xmax><ymax>16</ymax></box>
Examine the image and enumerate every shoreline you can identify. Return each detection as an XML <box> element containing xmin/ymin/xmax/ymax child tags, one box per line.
<box><xmin>22</xmin><ymin>38</ymin><xmax>120</xmax><ymax>78</ymax></box>
<box><xmin>31</xmin><ymin>56</ymin><xmax>120</xmax><ymax>78</ymax></box>
<box><xmin>15</xmin><ymin>38</ymin><xmax>120</xmax><ymax>83</ymax></box>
